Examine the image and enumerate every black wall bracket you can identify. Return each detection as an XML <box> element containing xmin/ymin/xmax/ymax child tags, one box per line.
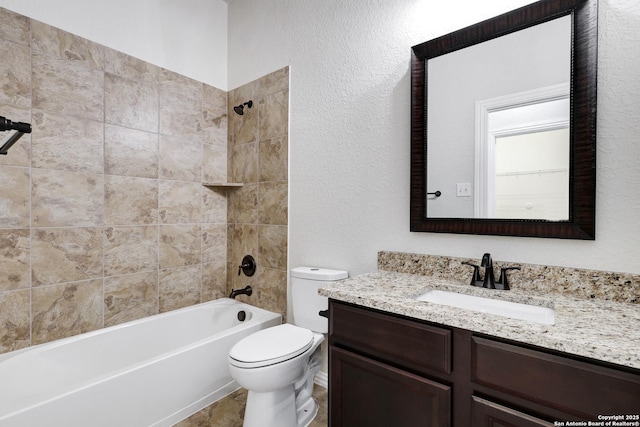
<box><xmin>0</xmin><ymin>116</ymin><xmax>32</xmax><ymax>155</ymax></box>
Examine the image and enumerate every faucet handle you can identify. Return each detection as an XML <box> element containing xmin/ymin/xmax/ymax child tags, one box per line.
<box><xmin>237</xmin><ymin>255</ymin><xmax>256</xmax><ymax>276</ymax></box>
<box><xmin>481</xmin><ymin>253</ymin><xmax>493</xmax><ymax>267</ymax></box>
<box><xmin>495</xmin><ymin>266</ymin><xmax>521</xmax><ymax>290</ymax></box>
<box><xmin>462</xmin><ymin>261</ymin><xmax>482</xmax><ymax>287</ymax></box>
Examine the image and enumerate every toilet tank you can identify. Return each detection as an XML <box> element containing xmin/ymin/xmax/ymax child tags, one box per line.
<box><xmin>291</xmin><ymin>267</ymin><xmax>348</xmax><ymax>333</ymax></box>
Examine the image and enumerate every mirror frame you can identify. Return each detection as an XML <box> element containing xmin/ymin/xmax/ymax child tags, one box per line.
<box><xmin>410</xmin><ymin>0</ymin><xmax>597</xmax><ymax>239</ymax></box>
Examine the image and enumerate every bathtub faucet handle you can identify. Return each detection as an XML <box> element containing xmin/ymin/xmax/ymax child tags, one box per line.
<box><xmin>237</xmin><ymin>255</ymin><xmax>256</xmax><ymax>277</ymax></box>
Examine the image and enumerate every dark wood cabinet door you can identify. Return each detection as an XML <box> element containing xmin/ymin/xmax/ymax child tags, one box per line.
<box><xmin>330</xmin><ymin>345</ymin><xmax>451</xmax><ymax>427</ymax></box>
<box><xmin>471</xmin><ymin>396</ymin><xmax>553</xmax><ymax>427</ymax></box>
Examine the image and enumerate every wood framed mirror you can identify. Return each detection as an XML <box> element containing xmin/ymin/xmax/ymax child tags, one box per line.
<box><xmin>410</xmin><ymin>0</ymin><xmax>597</xmax><ymax>239</ymax></box>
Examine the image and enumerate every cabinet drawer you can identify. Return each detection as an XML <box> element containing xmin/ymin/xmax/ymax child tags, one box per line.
<box><xmin>471</xmin><ymin>396</ymin><xmax>553</xmax><ymax>427</ymax></box>
<box><xmin>330</xmin><ymin>301</ymin><xmax>452</xmax><ymax>375</ymax></box>
<box><xmin>472</xmin><ymin>336</ymin><xmax>640</xmax><ymax>419</ymax></box>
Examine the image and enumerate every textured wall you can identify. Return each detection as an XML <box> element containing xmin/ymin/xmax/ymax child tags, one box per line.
<box><xmin>228</xmin><ymin>0</ymin><xmax>640</xmax><ymax>277</ymax></box>
<box><xmin>226</xmin><ymin>67</ymin><xmax>289</xmax><ymax>320</ymax></box>
<box><xmin>0</xmin><ymin>8</ymin><xmax>229</xmax><ymax>354</ymax></box>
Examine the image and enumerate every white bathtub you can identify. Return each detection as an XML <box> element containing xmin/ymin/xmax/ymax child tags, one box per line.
<box><xmin>0</xmin><ymin>298</ymin><xmax>281</xmax><ymax>427</ymax></box>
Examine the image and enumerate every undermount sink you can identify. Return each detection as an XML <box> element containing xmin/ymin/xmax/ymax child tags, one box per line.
<box><xmin>416</xmin><ymin>290</ymin><xmax>555</xmax><ymax>325</ymax></box>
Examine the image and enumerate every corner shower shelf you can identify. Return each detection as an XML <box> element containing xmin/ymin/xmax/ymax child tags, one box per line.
<box><xmin>202</xmin><ymin>182</ymin><xmax>244</xmax><ymax>188</ymax></box>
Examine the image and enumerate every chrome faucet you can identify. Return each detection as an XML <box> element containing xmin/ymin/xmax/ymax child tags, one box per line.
<box><xmin>462</xmin><ymin>253</ymin><xmax>521</xmax><ymax>290</ymax></box>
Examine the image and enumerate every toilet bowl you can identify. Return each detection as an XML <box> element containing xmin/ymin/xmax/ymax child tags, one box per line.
<box><xmin>228</xmin><ymin>267</ymin><xmax>348</xmax><ymax>427</ymax></box>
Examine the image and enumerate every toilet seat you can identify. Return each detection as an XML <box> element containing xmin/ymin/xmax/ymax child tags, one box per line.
<box><xmin>229</xmin><ymin>324</ymin><xmax>314</xmax><ymax>368</ymax></box>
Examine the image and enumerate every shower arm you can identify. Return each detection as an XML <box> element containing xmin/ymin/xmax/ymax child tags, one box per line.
<box><xmin>0</xmin><ymin>116</ymin><xmax>32</xmax><ymax>155</ymax></box>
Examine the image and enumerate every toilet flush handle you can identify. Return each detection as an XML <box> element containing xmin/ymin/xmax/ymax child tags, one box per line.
<box><xmin>319</xmin><ymin>309</ymin><xmax>329</xmax><ymax>318</ymax></box>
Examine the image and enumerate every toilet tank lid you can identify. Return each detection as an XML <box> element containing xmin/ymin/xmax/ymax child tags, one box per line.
<box><xmin>291</xmin><ymin>267</ymin><xmax>348</xmax><ymax>281</ymax></box>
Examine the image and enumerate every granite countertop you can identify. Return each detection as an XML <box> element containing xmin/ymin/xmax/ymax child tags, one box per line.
<box><xmin>319</xmin><ymin>271</ymin><xmax>640</xmax><ymax>370</ymax></box>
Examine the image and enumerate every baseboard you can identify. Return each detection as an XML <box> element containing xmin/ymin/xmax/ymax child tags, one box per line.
<box><xmin>314</xmin><ymin>371</ymin><xmax>328</xmax><ymax>388</ymax></box>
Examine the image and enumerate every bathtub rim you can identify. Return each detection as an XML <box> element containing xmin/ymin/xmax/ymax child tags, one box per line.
<box><xmin>0</xmin><ymin>298</ymin><xmax>279</xmax><ymax>363</ymax></box>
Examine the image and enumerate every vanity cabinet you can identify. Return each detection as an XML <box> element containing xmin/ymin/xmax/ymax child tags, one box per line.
<box><xmin>328</xmin><ymin>300</ymin><xmax>640</xmax><ymax>427</ymax></box>
<box><xmin>329</xmin><ymin>301</ymin><xmax>452</xmax><ymax>426</ymax></box>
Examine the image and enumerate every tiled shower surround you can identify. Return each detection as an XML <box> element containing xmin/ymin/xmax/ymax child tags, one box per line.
<box><xmin>225</xmin><ymin>68</ymin><xmax>290</xmax><ymax>318</ymax></box>
<box><xmin>0</xmin><ymin>7</ymin><xmax>290</xmax><ymax>355</ymax></box>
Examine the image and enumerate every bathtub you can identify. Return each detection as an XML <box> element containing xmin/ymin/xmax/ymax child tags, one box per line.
<box><xmin>0</xmin><ymin>298</ymin><xmax>281</xmax><ymax>427</ymax></box>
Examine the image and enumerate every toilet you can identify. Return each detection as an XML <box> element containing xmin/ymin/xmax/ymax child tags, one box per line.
<box><xmin>228</xmin><ymin>266</ymin><xmax>348</xmax><ymax>427</ymax></box>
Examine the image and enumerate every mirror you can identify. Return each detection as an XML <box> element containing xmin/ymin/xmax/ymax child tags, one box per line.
<box><xmin>410</xmin><ymin>0</ymin><xmax>597</xmax><ymax>239</ymax></box>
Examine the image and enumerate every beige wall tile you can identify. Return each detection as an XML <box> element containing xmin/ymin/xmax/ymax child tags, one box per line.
<box><xmin>31</xmin><ymin>110</ymin><xmax>104</xmax><ymax>173</ymax></box>
<box><xmin>31</xmin><ymin>20</ymin><xmax>104</xmax><ymax>70</ymax></box>
<box><xmin>202</xmin><ymin>261</ymin><xmax>227</xmax><ymax>301</ymax></box>
<box><xmin>104</xmin><ymin>47</ymin><xmax>159</xmax><ymax>83</ymax></box>
<box><xmin>159</xmin><ymin>134</ymin><xmax>203</xmax><ymax>182</ymax></box>
<box><xmin>105</xmin><ymin>175</ymin><xmax>158</xmax><ymax>225</ymax></box>
<box><xmin>159</xmin><ymin>180</ymin><xmax>201</xmax><ymax>224</ymax></box>
<box><xmin>105</xmin><ymin>73</ymin><xmax>159</xmax><ymax>132</ymax></box>
<box><xmin>31</xmin><ymin>169</ymin><xmax>104</xmax><ymax>227</ymax></box>
<box><xmin>202</xmin><ymin>224</ymin><xmax>227</xmax><ymax>264</ymax></box>
<box><xmin>259</xmin><ymin>66</ymin><xmax>289</xmax><ymax>98</ymax></box>
<box><xmin>0</xmin><ymin>166</ymin><xmax>30</xmax><ymax>228</ymax></box>
<box><xmin>203</xmin><ymin>143</ymin><xmax>227</xmax><ymax>183</ymax></box>
<box><xmin>104</xmin><ymin>124</ymin><xmax>159</xmax><ymax>178</ymax></box>
<box><xmin>104</xmin><ymin>226</ymin><xmax>158</xmax><ymax>276</ymax></box>
<box><xmin>202</xmin><ymin>187</ymin><xmax>228</xmax><ymax>224</ymax></box>
<box><xmin>32</xmin><ymin>55</ymin><xmax>104</xmax><ymax>122</ymax></box>
<box><xmin>254</xmin><ymin>268</ymin><xmax>287</xmax><ymax>318</ymax></box>
<box><xmin>230</xmin><ymin>141</ymin><xmax>258</xmax><ymax>183</ymax></box>
<box><xmin>203</xmin><ymin>84</ymin><xmax>228</xmax><ymax>147</ymax></box>
<box><xmin>159</xmin><ymin>265</ymin><xmax>201</xmax><ymax>312</ymax></box>
<box><xmin>159</xmin><ymin>69</ymin><xmax>203</xmax><ymax>137</ymax></box>
<box><xmin>104</xmin><ymin>271</ymin><xmax>159</xmax><ymax>327</ymax></box>
<box><xmin>258</xmin><ymin>181</ymin><xmax>288</xmax><ymax>226</ymax></box>
<box><xmin>228</xmin><ymin>224</ymin><xmax>258</xmax><ymax>260</ymax></box>
<box><xmin>258</xmin><ymin>90</ymin><xmax>289</xmax><ymax>139</ymax></box>
<box><xmin>31</xmin><ymin>227</ymin><xmax>103</xmax><ymax>287</ymax></box>
<box><xmin>233</xmin><ymin>105</ymin><xmax>258</xmax><ymax>145</ymax></box>
<box><xmin>231</xmin><ymin>183</ymin><xmax>258</xmax><ymax>224</ymax></box>
<box><xmin>0</xmin><ymin>289</ymin><xmax>31</xmax><ymax>352</ymax></box>
<box><xmin>0</xmin><ymin>39</ymin><xmax>30</xmax><ymax>109</ymax></box>
<box><xmin>31</xmin><ymin>279</ymin><xmax>103</xmax><ymax>344</ymax></box>
<box><xmin>0</xmin><ymin>229</ymin><xmax>30</xmax><ymax>292</ymax></box>
<box><xmin>259</xmin><ymin>136</ymin><xmax>288</xmax><ymax>182</ymax></box>
<box><xmin>159</xmin><ymin>224</ymin><xmax>201</xmax><ymax>269</ymax></box>
<box><xmin>0</xmin><ymin>7</ymin><xmax>30</xmax><ymax>46</ymax></box>
<box><xmin>258</xmin><ymin>225</ymin><xmax>287</xmax><ymax>270</ymax></box>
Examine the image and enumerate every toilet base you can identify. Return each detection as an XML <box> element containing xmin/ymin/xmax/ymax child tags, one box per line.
<box><xmin>242</xmin><ymin>386</ymin><xmax>319</xmax><ymax>427</ymax></box>
<box><xmin>297</xmin><ymin>396</ymin><xmax>319</xmax><ymax>427</ymax></box>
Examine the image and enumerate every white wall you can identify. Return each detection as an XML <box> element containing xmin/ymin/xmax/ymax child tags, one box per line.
<box><xmin>228</xmin><ymin>0</ymin><xmax>640</xmax><ymax>276</ymax></box>
<box><xmin>0</xmin><ymin>0</ymin><xmax>228</xmax><ymax>89</ymax></box>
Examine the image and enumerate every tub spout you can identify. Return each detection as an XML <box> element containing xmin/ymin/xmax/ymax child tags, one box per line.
<box><xmin>229</xmin><ymin>285</ymin><xmax>252</xmax><ymax>299</ymax></box>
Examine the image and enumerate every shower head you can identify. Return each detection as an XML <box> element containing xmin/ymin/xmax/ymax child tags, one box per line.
<box><xmin>233</xmin><ymin>100</ymin><xmax>253</xmax><ymax>115</ymax></box>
